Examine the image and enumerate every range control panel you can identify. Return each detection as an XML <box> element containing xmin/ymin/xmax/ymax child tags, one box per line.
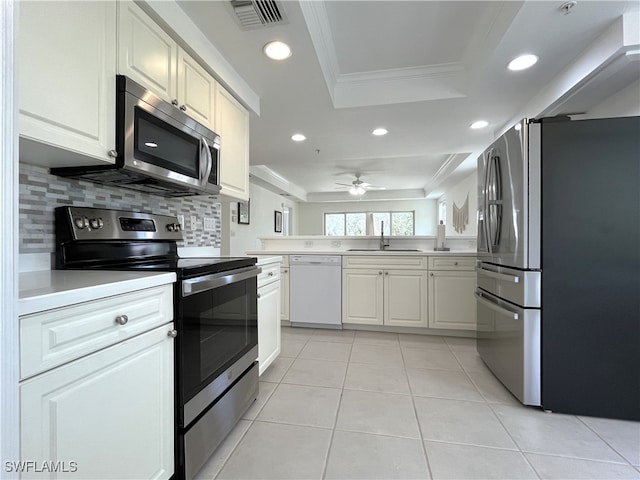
<box><xmin>56</xmin><ymin>206</ymin><xmax>184</xmax><ymax>242</ymax></box>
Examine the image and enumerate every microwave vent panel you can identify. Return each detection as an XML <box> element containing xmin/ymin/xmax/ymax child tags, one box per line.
<box><xmin>230</xmin><ymin>0</ymin><xmax>287</xmax><ymax>29</ymax></box>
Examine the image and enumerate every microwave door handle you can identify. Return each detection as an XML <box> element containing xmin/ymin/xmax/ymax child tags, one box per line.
<box><xmin>199</xmin><ymin>137</ymin><xmax>213</xmax><ymax>186</ymax></box>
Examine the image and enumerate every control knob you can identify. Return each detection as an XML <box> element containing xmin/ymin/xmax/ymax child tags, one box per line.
<box><xmin>167</xmin><ymin>223</ymin><xmax>181</xmax><ymax>232</ymax></box>
<box><xmin>89</xmin><ymin>217</ymin><xmax>104</xmax><ymax>230</ymax></box>
<box><xmin>74</xmin><ymin>216</ymin><xmax>89</xmax><ymax>229</ymax></box>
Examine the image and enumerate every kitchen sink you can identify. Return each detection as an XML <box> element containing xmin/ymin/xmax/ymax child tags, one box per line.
<box><xmin>347</xmin><ymin>248</ymin><xmax>422</xmax><ymax>252</ymax></box>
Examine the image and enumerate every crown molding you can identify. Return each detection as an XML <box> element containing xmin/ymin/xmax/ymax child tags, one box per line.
<box><xmin>300</xmin><ymin>1</ymin><xmax>467</xmax><ymax>108</ymax></box>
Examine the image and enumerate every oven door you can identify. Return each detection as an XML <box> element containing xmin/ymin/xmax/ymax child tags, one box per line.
<box><xmin>178</xmin><ymin>266</ymin><xmax>259</xmax><ymax>427</ymax></box>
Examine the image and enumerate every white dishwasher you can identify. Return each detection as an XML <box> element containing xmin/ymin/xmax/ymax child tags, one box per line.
<box><xmin>289</xmin><ymin>255</ymin><xmax>342</xmax><ymax>328</ymax></box>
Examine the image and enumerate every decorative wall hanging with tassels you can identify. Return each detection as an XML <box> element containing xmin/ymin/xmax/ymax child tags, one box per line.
<box><xmin>453</xmin><ymin>194</ymin><xmax>469</xmax><ymax>233</ymax></box>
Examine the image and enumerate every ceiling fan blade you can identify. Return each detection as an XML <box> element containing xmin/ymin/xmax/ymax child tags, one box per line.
<box><xmin>335</xmin><ymin>182</ymin><xmax>352</xmax><ymax>187</ymax></box>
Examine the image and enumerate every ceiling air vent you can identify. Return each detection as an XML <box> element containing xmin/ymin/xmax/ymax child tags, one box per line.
<box><xmin>230</xmin><ymin>0</ymin><xmax>286</xmax><ymax>29</ymax></box>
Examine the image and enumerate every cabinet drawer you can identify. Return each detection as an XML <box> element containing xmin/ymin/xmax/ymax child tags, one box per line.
<box><xmin>428</xmin><ymin>256</ymin><xmax>477</xmax><ymax>271</ymax></box>
<box><xmin>257</xmin><ymin>263</ymin><xmax>280</xmax><ymax>287</ymax></box>
<box><xmin>343</xmin><ymin>255</ymin><xmax>427</xmax><ymax>270</ymax></box>
<box><xmin>20</xmin><ymin>284</ymin><xmax>173</xmax><ymax>380</ymax></box>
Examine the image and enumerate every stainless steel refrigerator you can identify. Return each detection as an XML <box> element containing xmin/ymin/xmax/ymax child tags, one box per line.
<box><xmin>476</xmin><ymin>116</ymin><xmax>639</xmax><ymax>421</ymax></box>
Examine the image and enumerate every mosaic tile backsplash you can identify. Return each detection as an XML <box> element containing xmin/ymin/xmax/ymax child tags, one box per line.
<box><xmin>19</xmin><ymin>163</ymin><xmax>221</xmax><ymax>254</ymax></box>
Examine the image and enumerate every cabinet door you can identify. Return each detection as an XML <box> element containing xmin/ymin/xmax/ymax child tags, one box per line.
<box><xmin>215</xmin><ymin>85</ymin><xmax>250</xmax><ymax>201</ymax></box>
<box><xmin>20</xmin><ymin>324</ymin><xmax>175</xmax><ymax>479</ymax></box>
<box><xmin>428</xmin><ymin>271</ymin><xmax>477</xmax><ymax>330</ymax></box>
<box><xmin>19</xmin><ymin>1</ymin><xmax>116</xmax><ymax>165</ymax></box>
<box><xmin>342</xmin><ymin>269</ymin><xmax>384</xmax><ymax>325</ymax></box>
<box><xmin>258</xmin><ymin>280</ymin><xmax>281</xmax><ymax>375</ymax></box>
<box><xmin>280</xmin><ymin>267</ymin><xmax>290</xmax><ymax>321</ymax></box>
<box><xmin>384</xmin><ymin>270</ymin><xmax>428</xmax><ymax>327</ymax></box>
<box><xmin>177</xmin><ymin>49</ymin><xmax>217</xmax><ymax>130</ymax></box>
<box><xmin>118</xmin><ymin>0</ymin><xmax>178</xmax><ymax>103</ymax></box>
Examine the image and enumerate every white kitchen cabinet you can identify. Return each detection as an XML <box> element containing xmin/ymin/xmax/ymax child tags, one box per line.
<box><xmin>19</xmin><ymin>285</ymin><xmax>175</xmax><ymax>479</ymax></box>
<box><xmin>342</xmin><ymin>269</ymin><xmax>384</xmax><ymax>325</ymax></box>
<box><xmin>19</xmin><ymin>0</ymin><xmax>117</xmax><ymax>167</ymax></box>
<box><xmin>342</xmin><ymin>256</ymin><xmax>428</xmax><ymax>327</ymax></box>
<box><xmin>428</xmin><ymin>257</ymin><xmax>477</xmax><ymax>331</ymax></box>
<box><xmin>385</xmin><ymin>270</ymin><xmax>428</xmax><ymax>327</ymax></box>
<box><xmin>118</xmin><ymin>1</ymin><xmax>216</xmax><ymax>130</ymax></box>
<box><xmin>257</xmin><ymin>261</ymin><xmax>281</xmax><ymax>375</ymax></box>
<box><xmin>280</xmin><ymin>265</ymin><xmax>290</xmax><ymax>322</ymax></box>
<box><xmin>215</xmin><ymin>84</ymin><xmax>250</xmax><ymax>201</ymax></box>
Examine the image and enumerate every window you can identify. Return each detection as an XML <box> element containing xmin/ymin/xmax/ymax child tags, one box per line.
<box><xmin>438</xmin><ymin>199</ymin><xmax>447</xmax><ymax>224</ymax></box>
<box><xmin>324</xmin><ymin>211</ymin><xmax>415</xmax><ymax>236</ymax></box>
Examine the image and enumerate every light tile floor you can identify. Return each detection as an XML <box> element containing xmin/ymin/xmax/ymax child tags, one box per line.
<box><xmin>195</xmin><ymin>327</ymin><xmax>640</xmax><ymax>480</ymax></box>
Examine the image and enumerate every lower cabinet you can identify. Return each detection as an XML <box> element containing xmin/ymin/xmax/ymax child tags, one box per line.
<box><xmin>257</xmin><ymin>263</ymin><xmax>281</xmax><ymax>375</ymax></box>
<box><xmin>280</xmin><ymin>266</ymin><xmax>290</xmax><ymax>321</ymax></box>
<box><xmin>342</xmin><ymin>266</ymin><xmax>428</xmax><ymax>328</ymax></box>
<box><xmin>428</xmin><ymin>257</ymin><xmax>477</xmax><ymax>330</ymax></box>
<box><xmin>20</xmin><ymin>323</ymin><xmax>175</xmax><ymax>479</ymax></box>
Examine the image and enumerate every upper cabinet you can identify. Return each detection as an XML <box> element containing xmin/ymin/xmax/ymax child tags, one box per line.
<box><xmin>19</xmin><ymin>0</ymin><xmax>251</xmax><ymax>200</ymax></box>
<box><xmin>118</xmin><ymin>1</ymin><xmax>216</xmax><ymax>130</ymax></box>
<box><xmin>18</xmin><ymin>1</ymin><xmax>117</xmax><ymax>167</ymax></box>
<box><xmin>215</xmin><ymin>85</ymin><xmax>250</xmax><ymax>201</ymax></box>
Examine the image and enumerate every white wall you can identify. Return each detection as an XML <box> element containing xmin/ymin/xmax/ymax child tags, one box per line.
<box><xmin>583</xmin><ymin>79</ymin><xmax>640</xmax><ymax>119</ymax></box>
<box><xmin>297</xmin><ymin>199</ymin><xmax>438</xmax><ymax>235</ymax></box>
<box><xmin>440</xmin><ymin>171</ymin><xmax>477</xmax><ymax>237</ymax></box>
<box><xmin>225</xmin><ymin>182</ymin><xmax>298</xmax><ymax>256</ymax></box>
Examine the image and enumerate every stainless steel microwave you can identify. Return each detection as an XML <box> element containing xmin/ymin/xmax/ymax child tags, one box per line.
<box><xmin>51</xmin><ymin>75</ymin><xmax>221</xmax><ymax>197</ymax></box>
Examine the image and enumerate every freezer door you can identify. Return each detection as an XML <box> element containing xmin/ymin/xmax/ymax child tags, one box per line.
<box><xmin>477</xmin><ymin>120</ymin><xmax>540</xmax><ymax>269</ymax></box>
<box><xmin>476</xmin><ymin>262</ymin><xmax>541</xmax><ymax>308</ymax></box>
<box><xmin>476</xmin><ymin>289</ymin><xmax>540</xmax><ymax>406</ymax></box>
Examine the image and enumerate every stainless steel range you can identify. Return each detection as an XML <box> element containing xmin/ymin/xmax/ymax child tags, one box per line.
<box><xmin>55</xmin><ymin>206</ymin><xmax>260</xmax><ymax>479</ymax></box>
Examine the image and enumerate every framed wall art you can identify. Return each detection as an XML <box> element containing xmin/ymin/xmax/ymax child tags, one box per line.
<box><xmin>238</xmin><ymin>200</ymin><xmax>250</xmax><ymax>225</ymax></box>
<box><xmin>274</xmin><ymin>210</ymin><xmax>282</xmax><ymax>233</ymax></box>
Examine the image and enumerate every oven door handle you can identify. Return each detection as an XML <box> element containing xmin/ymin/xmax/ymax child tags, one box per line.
<box><xmin>182</xmin><ymin>266</ymin><xmax>261</xmax><ymax>297</ymax></box>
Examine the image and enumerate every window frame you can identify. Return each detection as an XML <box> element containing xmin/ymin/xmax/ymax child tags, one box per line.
<box><xmin>323</xmin><ymin>210</ymin><xmax>415</xmax><ymax>236</ymax></box>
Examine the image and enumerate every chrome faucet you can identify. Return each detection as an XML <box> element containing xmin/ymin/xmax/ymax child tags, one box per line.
<box><xmin>379</xmin><ymin>221</ymin><xmax>390</xmax><ymax>250</ymax></box>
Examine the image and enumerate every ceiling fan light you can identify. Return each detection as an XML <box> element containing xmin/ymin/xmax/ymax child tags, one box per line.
<box><xmin>349</xmin><ymin>186</ymin><xmax>366</xmax><ymax>196</ymax></box>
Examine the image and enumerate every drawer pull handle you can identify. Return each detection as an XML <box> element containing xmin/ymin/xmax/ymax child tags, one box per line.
<box><xmin>115</xmin><ymin>315</ymin><xmax>128</xmax><ymax>325</ymax></box>
<box><xmin>167</xmin><ymin>330</ymin><xmax>178</xmax><ymax>338</ymax></box>
<box><xmin>430</xmin><ymin>272</ymin><xmax>434</xmax><ymax>277</ymax></box>
<box><xmin>257</xmin><ymin>293</ymin><xmax>262</xmax><ymax>298</ymax></box>
<box><xmin>268</xmin><ymin>272</ymin><xmax>274</xmax><ymax>276</ymax></box>
<box><xmin>454</xmin><ymin>261</ymin><xmax>459</xmax><ymax>266</ymax></box>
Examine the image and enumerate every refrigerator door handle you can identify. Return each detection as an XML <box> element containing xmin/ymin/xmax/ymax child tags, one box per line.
<box><xmin>476</xmin><ymin>266</ymin><xmax>520</xmax><ymax>284</ymax></box>
<box><xmin>487</xmin><ymin>155</ymin><xmax>503</xmax><ymax>248</ymax></box>
<box><xmin>482</xmin><ymin>152</ymin><xmax>493</xmax><ymax>253</ymax></box>
<box><xmin>475</xmin><ymin>290</ymin><xmax>519</xmax><ymax>320</ymax></box>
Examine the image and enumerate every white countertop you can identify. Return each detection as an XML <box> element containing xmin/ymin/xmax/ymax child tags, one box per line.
<box><xmin>19</xmin><ymin>270</ymin><xmax>177</xmax><ymax>316</ymax></box>
<box><xmin>247</xmin><ymin>250</ymin><xmax>477</xmax><ymax>257</ymax></box>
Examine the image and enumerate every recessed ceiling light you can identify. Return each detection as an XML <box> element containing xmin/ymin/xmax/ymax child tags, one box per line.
<box><xmin>372</xmin><ymin>128</ymin><xmax>388</xmax><ymax>136</ymax></box>
<box><xmin>470</xmin><ymin>120</ymin><xmax>488</xmax><ymax>129</ymax></box>
<box><xmin>263</xmin><ymin>41</ymin><xmax>292</xmax><ymax>60</ymax></box>
<box><xmin>291</xmin><ymin>134</ymin><xmax>306</xmax><ymax>142</ymax></box>
<box><xmin>508</xmin><ymin>54</ymin><xmax>539</xmax><ymax>71</ymax></box>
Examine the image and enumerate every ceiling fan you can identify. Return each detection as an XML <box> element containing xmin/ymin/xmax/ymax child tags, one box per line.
<box><xmin>335</xmin><ymin>175</ymin><xmax>386</xmax><ymax>196</ymax></box>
